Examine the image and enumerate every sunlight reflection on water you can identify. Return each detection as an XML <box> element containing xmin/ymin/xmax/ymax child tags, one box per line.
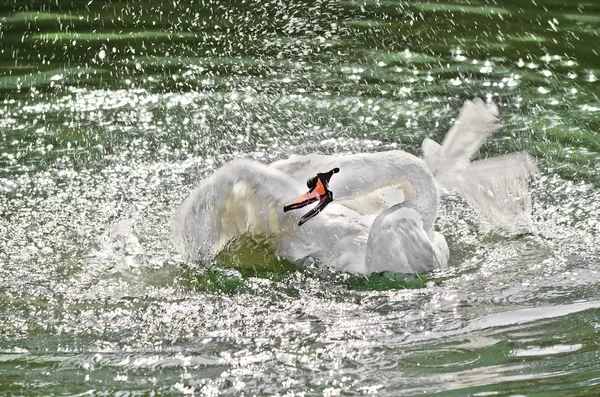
<box><xmin>1</xmin><ymin>0</ymin><xmax>600</xmax><ymax>394</ymax></box>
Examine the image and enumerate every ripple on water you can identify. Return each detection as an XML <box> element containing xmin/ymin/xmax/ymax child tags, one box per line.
<box><xmin>1</xmin><ymin>113</ymin><xmax>600</xmax><ymax>391</ymax></box>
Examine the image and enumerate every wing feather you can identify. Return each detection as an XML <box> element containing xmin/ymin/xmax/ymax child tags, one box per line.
<box><xmin>423</xmin><ymin>98</ymin><xmax>501</xmax><ymax>177</ymax></box>
<box><xmin>446</xmin><ymin>152</ymin><xmax>539</xmax><ymax>233</ymax></box>
<box><xmin>172</xmin><ymin>159</ymin><xmax>303</xmax><ymax>261</ymax></box>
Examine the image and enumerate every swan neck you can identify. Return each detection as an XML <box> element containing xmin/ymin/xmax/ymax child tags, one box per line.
<box><xmin>392</xmin><ymin>165</ymin><xmax>439</xmax><ymax>232</ymax></box>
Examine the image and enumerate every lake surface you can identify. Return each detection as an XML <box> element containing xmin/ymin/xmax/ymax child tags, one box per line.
<box><xmin>1</xmin><ymin>0</ymin><xmax>599</xmax><ymax>395</ymax></box>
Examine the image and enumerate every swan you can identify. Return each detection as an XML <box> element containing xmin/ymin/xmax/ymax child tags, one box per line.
<box><xmin>172</xmin><ymin>98</ymin><xmax>538</xmax><ymax>274</ymax></box>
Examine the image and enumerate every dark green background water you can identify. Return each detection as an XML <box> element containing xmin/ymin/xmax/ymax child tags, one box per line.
<box><xmin>1</xmin><ymin>0</ymin><xmax>599</xmax><ymax>395</ymax></box>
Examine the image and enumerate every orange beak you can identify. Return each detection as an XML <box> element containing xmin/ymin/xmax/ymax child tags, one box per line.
<box><xmin>283</xmin><ymin>168</ymin><xmax>339</xmax><ymax>226</ymax></box>
<box><xmin>283</xmin><ymin>179</ymin><xmax>327</xmax><ymax>212</ymax></box>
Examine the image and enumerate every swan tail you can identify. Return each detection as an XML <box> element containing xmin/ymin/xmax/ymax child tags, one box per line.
<box><xmin>423</xmin><ymin>98</ymin><xmax>539</xmax><ymax>234</ymax></box>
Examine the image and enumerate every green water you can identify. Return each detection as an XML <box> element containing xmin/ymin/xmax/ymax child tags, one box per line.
<box><xmin>1</xmin><ymin>0</ymin><xmax>599</xmax><ymax>395</ymax></box>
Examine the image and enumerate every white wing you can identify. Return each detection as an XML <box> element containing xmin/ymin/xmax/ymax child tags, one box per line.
<box><xmin>269</xmin><ymin>153</ymin><xmax>334</xmax><ymax>179</ymax></box>
<box><xmin>422</xmin><ymin>97</ymin><xmax>501</xmax><ymax>177</ymax></box>
<box><xmin>172</xmin><ymin>159</ymin><xmax>305</xmax><ymax>261</ymax></box>
<box><xmin>445</xmin><ymin>152</ymin><xmax>539</xmax><ymax>233</ymax></box>
<box><xmin>364</xmin><ymin>206</ymin><xmax>449</xmax><ymax>274</ymax></box>
<box><xmin>422</xmin><ymin>98</ymin><xmax>538</xmax><ymax>234</ymax></box>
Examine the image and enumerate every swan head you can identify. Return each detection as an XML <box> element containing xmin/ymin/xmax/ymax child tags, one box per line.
<box><xmin>283</xmin><ymin>168</ymin><xmax>340</xmax><ymax>225</ymax></box>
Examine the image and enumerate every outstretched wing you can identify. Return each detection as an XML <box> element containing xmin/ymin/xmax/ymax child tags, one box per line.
<box><xmin>445</xmin><ymin>152</ymin><xmax>539</xmax><ymax>233</ymax></box>
<box><xmin>422</xmin><ymin>98</ymin><xmax>501</xmax><ymax>177</ymax></box>
<box><xmin>171</xmin><ymin>159</ymin><xmax>304</xmax><ymax>261</ymax></box>
<box><xmin>422</xmin><ymin>98</ymin><xmax>538</xmax><ymax>234</ymax></box>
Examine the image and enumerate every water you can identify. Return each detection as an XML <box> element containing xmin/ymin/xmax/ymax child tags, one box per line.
<box><xmin>1</xmin><ymin>0</ymin><xmax>599</xmax><ymax>395</ymax></box>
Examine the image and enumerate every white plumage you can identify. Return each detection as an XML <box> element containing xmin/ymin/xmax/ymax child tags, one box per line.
<box><xmin>172</xmin><ymin>98</ymin><xmax>538</xmax><ymax>274</ymax></box>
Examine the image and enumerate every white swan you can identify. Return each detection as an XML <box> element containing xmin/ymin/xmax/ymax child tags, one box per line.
<box><xmin>172</xmin><ymin>98</ymin><xmax>538</xmax><ymax>274</ymax></box>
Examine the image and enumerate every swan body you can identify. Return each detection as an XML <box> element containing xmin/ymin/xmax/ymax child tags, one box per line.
<box><xmin>172</xmin><ymin>98</ymin><xmax>538</xmax><ymax>274</ymax></box>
